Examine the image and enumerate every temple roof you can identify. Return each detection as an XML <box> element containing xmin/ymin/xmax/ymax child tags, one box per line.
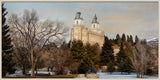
<box><xmin>92</xmin><ymin>14</ymin><xmax>99</xmax><ymax>23</ymax></box>
<box><xmin>75</xmin><ymin>12</ymin><xmax>83</xmax><ymax>19</ymax></box>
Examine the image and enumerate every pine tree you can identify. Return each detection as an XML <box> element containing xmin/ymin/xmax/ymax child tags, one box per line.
<box><xmin>123</xmin><ymin>57</ymin><xmax>133</xmax><ymax>74</ymax></box>
<box><xmin>78</xmin><ymin>58</ymin><xmax>91</xmax><ymax>74</ymax></box>
<box><xmin>122</xmin><ymin>33</ymin><xmax>126</xmax><ymax>42</ymax></box>
<box><xmin>116</xmin><ymin>43</ymin><xmax>126</xmax><ymax>63</ymax></box>
<box><xmin>117</xmin><ymin>61</ymin><xmax>125</xmax><ymax>74</ymax></box>
<box><xmin>115</xmin><ymin>34</ymin><xmax>121</xmax><ymax>46</ymax></box>
<box><xmin>116</xmin><ymin>42</ymin><xmax>126</xmax><ymax>73</ymax></box>
<box><xmin>127</xmin><ymin>35</ymin><xmax>130</xmax><ymax>42</ymax></box>
<box><xmin>135</xmin><ymin>35</ymin><xmax>139</xmax><ymax>44</ymax></box>
<box><xmin>71</xmin><ymin>41</ymin><xmax>100</xmax><ymax>74</ymax></box>
<box><xmin>2</xmin><ymin>3</ymin><xmax>15</xmax><ymax>77</ymax></box>
<box><xmin>117</xmin><ymin>42</ymin><xmax>133</xmax><ymax>74</ymax></box>
<box><xmin>100</xmin><ymin>36</ymin><xmax>114</xmax><ymax>66</ymax></box>
<box><xmin>116</xmin><ymin>34</ymin><xmax>120</xmax><ymax>40</ymax></box>
<box><xmin>68</xmin><ymin>40</ymin><xmax>71</xmax><ymax>48</ymax></box>
<box><xmin>70</xmin><ymin>40</ymin><xmax>84</xmax><ymax>63</ymax></box>
<box><xmin>107</xmin><ymin>61</ymin><xmax>115</xmax><ymax>74</ymax></box>
<box><xmin>129</xmin><ymin>35</ymin><xmax>134</xmax><ymax>45</ymax></box>
<box><xmin>85</xmin><ymin>43</ymin><xmax>100</xmax><ymax>73</ymax></box>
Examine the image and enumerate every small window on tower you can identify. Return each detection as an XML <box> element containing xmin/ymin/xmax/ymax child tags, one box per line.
<box><xmin>77</xmin><ymin>21</ymin><xmax>78</xmax><ymax>24</ymax></box>
<box><xmin>93</xmin><ymin>24</ymin><xmax>95</xmax><ymax>28</ymax></box>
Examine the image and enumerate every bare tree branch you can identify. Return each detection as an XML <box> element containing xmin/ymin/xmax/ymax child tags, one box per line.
<box><xmin>9</xmin><ymin>9</ymin><xmax>68</xmax><ymax>76</ymax></box>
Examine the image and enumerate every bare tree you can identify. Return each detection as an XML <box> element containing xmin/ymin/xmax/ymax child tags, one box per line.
<box><xmin>9</xmin><ymin>27</ymin><xmax>30</xmax><ymax>74</ymax></box>
<box><xmin>43</xmin><ymin>42</ymin><xmax>71</xmax><ymax>75</ymax></box>
<box><xmin>8</xmin><ymin>9</ymin><xmax>68</xmax><ymax>76</ymax></box>
<box><xmin>146</xmin><ymin>46</ymin><xmax>158</xmax><ymax>75</ymax></box>
<box><xmin>131</xmin><ymin>41</ymin><xmax>149</xmax><ymax>78</ymax></box>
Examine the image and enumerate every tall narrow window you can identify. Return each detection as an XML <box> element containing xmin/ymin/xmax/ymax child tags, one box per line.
<box><xmin>93</xmin><ymin>24</ymin><xmax>95</xmax><ymax>28</ymax></box>
<box><xmin>77</xmin><ymin>21</ymin><xmax>78</xmax><ymax>24</ymax></box>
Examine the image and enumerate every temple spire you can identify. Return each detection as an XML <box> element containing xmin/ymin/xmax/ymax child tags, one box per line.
<box><xmin>74</xmin><ymin>12</ymin><xmax>83</xmax><ymax>25</ymax></box>
<box><xmin>92</xmin><ymin>14</ymin><xmax>99</xmax><ymax>23</ymax></box>
<box><xmin>91</xmin><ymin>14</ymin><xmax>99</xmax><ymax>29</ymax></box>
<box><xmin>75</xmin><ymin>12</ymin><xmax>83</xmax><ymax>19</ymax></box>
<box><xmin>94</xmin><ymin>14</ymin><xmax>97</xmax><ymax>19</ymax></box>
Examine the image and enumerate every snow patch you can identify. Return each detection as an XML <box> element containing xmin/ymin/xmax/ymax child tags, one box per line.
<box><xmin>97</xmin><ymin>72</ymin><xmax>158</xmax><ymax>79</ymax></box>
<box><xmin>75</xmin><ymin>72</ymin><xmax>158</xmax><ymax>79</ymax></box>
<box><xmin>147</xmin><ymin>37</ymin><xmax>158</xmax><ymax>42</ymax></box>
<box><xmin>7</xmin><ymin>71</ymin><xmax>158</xmax><ymax>79</ymax></box>
<box><xmin>6</xmin><ymin>70</ymin><xmax>24</xmax><ymax>77</ymax></box>
<box><xmin>27</xmin><ymin>71</ymin><xmax>56</xmax><ymax>75</ymax></box>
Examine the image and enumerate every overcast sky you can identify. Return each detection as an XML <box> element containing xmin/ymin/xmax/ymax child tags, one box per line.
<box><xmin>4</xmin><ymin>2</ymin><xmax>158</xmax><ymax>41</ymax></box>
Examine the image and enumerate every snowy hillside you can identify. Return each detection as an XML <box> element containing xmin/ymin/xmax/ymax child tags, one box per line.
<box><xmin>147</xmin><ymin>38</ymin><xmax>158</xmax><ymax>43</ymax></box>
<box><xmin>147</xmin><ymin>38</ymin><xmax>158</xmax><ymax>49</ymax></box>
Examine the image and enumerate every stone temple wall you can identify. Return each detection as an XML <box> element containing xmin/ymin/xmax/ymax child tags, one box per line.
<box><xmin>71</xmin><ymin>25</ymin><xmax>104</xmax><ymax>48</ymax></box>
<box><xmin>88</xmin><ymin>31</ymin><xmax>104</xmax><ymax>48</ymax></box>
<box><xmin>81</xmin><ymin>27</ymin><xmax>88</xmax><ymax>44</ymax></box>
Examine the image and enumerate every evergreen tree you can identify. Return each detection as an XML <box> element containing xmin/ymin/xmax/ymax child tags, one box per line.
<box><xmin>124</xmin><ymin>42</ymin><xmax>132</xmax><ymax>56</ymax></box>
<box><xmin>78</xmin><ymin>58</ymin><xmax>91</xmax><ymax>74</ymax></box>
<box><xmin>117</xmin><ymin>61</ymin><xmax>125</xmax><ymax>74</ymax></box>
<box><xmin>85</xmin><ymin>43</ymin><xmax>100</xmax><ymax>73</ymax></box>
<box><xmin>116</xmin><ymin>43</ymin><xmax>126</xmax><ymax>63</ymax></box>
<box><xmin>123</xmin><ymin>58</ymin><xmax>133</xmax><ymax>74</ymax></box>
<box><xmin>107</xmin><ymin>61</ymin><xmax>115</xmax><ymax>74</ymax></box>
<box><xmin>122</xmin><ymin>33</ymin><xmax>126</xmax><ymax>42</ymax></box>
<box><xmin>100</xmin><ymin>36</ymin><xmax>114</xmax><ymax>66</ymax></box>
<box><xmin>110</xmin><ymin>39</ymin><xmax>115</xmax><ymax>45</ymax></box>
<box><xmin>116</xmin><ymin>34</ymin><xmax>120</xmax><ymax>40</ymax></box>
<box><xmin>135</xmin><ymin>35</ymin><xmax>139</xmax><ymax>44</ymax></box>
<box><xmin>2</xmin><ymin>3</ymin><xmax>15</xmax><ymax>77</ymax></box>
<box><xmin>117</xmin><ymin>42</ymin><xmax>133</xmax><ymax>74</ymax></box>
<box><xmin>116</xmin><ymin>42</ymin><xmax>126</xmax><ymax>73</ymax></box>
<box><xmin>129</xmin><ymin>35</ymin><xmax>134</xmax><ymax>45</ymax></box>
<box><xmin>115</xmin><ymin>34</ymin><xmax>121</xmax><ymax>46</ymax></box>
<box><xmin>68</xmin><ymin>40</ymin><xmax>71</xmax><ymax>48</ymax></box>
<box><xmin>127</xmin><ymin>35</ymin><xmax>130</xmax><ymax>42</ymax></box>
<box><xmin>70</xmin><ymin>40</ymin><xmax>84</xmax><ymax>63</ymax></box>
<box><xmin>71</xmin><ymin>40</ymin><xmax>100</xmax><ymax>74</ymax></box>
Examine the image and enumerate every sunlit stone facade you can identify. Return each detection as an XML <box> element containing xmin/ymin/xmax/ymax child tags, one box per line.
<box><xmin>71</xmin><ymin>12</ymin><xmax>104</xmax><ymax>48</ymax></box>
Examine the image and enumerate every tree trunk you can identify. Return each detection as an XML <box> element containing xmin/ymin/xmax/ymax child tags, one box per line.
<box><xmin>31</xmin><ymin>49</ymin><xmax>35</xmax><ymax>76</ymax></box>
<box><xmin>31</xmin><ymin>64</ymin><xmax>35</xmax><ymax>76</ymax></box>
<box><xmin>137</xmin><ymin>73</ymin><xmax>140</xmax><ymax>78</ymax></box>
<box><xmin>48</xmin><ymin>66</ymin><xmax>50</xmax><ymax>74</ymax></box>
<box><xmin>17</xmin><ymin>64</ymin><xmax>19</xmax><ymax>71</ymax></box>
<box><xmin>36</xmin><ymin>67</ymin><xmax>37</xmax><ymax>75</ymax></box>
<box><xmin>140</xmin><ymin>73</ymin><xmax>143</xmax><ymax>78</ymax></box>
<box><xmin>22</xmin><ymin>65</ymin><xmax>26</xmax><ymax>75</ymax></box>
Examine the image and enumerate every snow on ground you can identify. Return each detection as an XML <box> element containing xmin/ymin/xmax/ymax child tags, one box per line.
<box><xmin>27</xmin><ymin>71</ymin><xmax>56</xmax><ymax>75</ymax></box>
<box><xmin>97</xmin><ymin>72</ymin><xmax>158</xmax><ymax>79</ymax></box>
<box><xmin>6</xmin><ymin>71</ymin><xmax>24</xmax><ymax>77</ymax></box>
<box><xmin>7</xmin><ymin>70</ymin><xmax>158</xmax><ymax>79</ymax></box>
<box><xmin>7</xmin><ymin>70</ymin><xmax>56</xmax><ymax>77</ymax></box>
<box><xmin>74</xmin><ymin>71</ymin><xmax>158</xmax><ymax>79</ymax></box>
